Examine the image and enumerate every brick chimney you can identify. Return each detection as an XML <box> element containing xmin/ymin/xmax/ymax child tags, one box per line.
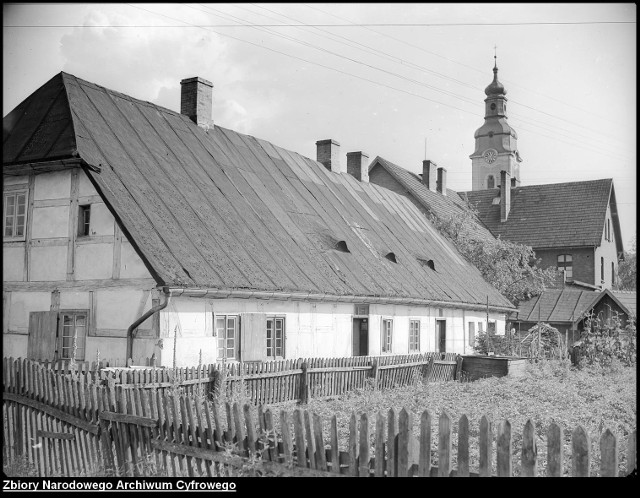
<box><xmin>316</xmin><ymin>139</ymin><xmax>343</xmax><ymax>173</ymax></box>
<box><xmin>500</xmin><ymin>170</ymin><xmax>511</xmax><ymax>222</ymax></box>
<box><xmin>436</xmin><ymin>167</ymin><xmax>447</xmax><ymax>195</ymax></box>
<box><xmin>422</xmin><ymin>160</ymin><xmax>437</xmax><ymax>192</ymax></box>
<box><xmin>346</xmin><ymin>151</ymin><xmax>369</xmax><ymax>182</ymax></box>
<box><xmin>180</xmin><ymin>77</ymin><xmax>213</xmax><ymax>129</ymax></box>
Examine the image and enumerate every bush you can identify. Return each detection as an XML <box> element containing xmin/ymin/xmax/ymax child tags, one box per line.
<box><xmin>573</xmin><ymin>312</ymin><xmax>636</xmax><ymax>368</ymax></box>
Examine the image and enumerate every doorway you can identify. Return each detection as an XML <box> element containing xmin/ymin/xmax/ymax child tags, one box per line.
<box><xmin>436</xmin><ymin>319</ymin><xmax>446</xmax><ymax>353</ymax></box>
<box><xmin>352</xmin><ymin>318</ymin><xmax>369</xmax><ymax>356</ymax></box>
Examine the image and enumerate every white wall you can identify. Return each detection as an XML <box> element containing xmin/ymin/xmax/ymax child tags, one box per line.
<box><xmin>155</xmin><ymin>296</ymin><xmax>506</xmax><ymax>366</ymax></box>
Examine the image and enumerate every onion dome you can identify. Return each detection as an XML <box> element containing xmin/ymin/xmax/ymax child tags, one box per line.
<box><xmin>484</xmin><ymin>61</ymin><xmax>506</xmax><ymax>96</ymax></box>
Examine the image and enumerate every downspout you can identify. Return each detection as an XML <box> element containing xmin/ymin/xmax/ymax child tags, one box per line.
<box><xmin>126</xmin><ymin>288</ymin><xmax>171</xmax><ymax>364</ymax></box>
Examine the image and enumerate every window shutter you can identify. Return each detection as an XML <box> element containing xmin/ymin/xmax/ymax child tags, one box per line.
<box><xmin>27</xmin><ymin>311</ymin><xmax>58</xmax><ymax>361</ymax></box>
<box><xmin>240</xmin><ymin>313</ymin><xmax>267</xmax><ymax>362</ymax></box>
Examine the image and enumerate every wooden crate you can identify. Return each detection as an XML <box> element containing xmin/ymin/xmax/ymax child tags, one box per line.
<box><xmin>460</xmin><ymin>355</ymin><xmax>527</xmax><ymax>381</ymax></box>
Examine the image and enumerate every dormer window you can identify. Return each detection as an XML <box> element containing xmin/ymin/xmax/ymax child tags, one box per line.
<box><xmin>78</xmin><ymin>205</ymin><xmax>91</xmax><ymax>237</ymax></box>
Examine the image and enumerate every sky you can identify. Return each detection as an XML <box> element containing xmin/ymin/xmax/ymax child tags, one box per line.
<box><xmin>3</xmin><ymin>3</ymin><xmax>637</xmax><ymax>250</ymax></box>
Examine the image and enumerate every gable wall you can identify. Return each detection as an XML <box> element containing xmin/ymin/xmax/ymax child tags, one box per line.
<box><xmin>3</xmin><ymin>169</ymin><xmax>156</xmax><ymax>364</ymax></box>
<box><xmin>534</xmin><ymin>247</ymin><xmax>596</xmax><ymax>286</ymax></box>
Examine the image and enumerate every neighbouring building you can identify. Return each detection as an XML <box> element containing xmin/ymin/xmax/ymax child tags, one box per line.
<box><xmin>511</xmin><ymin>288</ymin><xmax>636</xmax><ymax>346</ymax></box>
<box><xmin>3</xmin><ymin>72</ymin><xmax>515</xmax><ymax>367</ymax></box>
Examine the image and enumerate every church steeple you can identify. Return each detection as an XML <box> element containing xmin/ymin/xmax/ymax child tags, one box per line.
<box><xmin>469</xmin><ymin>54</ymin><xmax>522</xmax><ymax>191</ymax></box>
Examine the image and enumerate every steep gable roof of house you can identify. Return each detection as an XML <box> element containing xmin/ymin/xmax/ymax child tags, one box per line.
<box><xmin>464</xmin><ymin>179</ymin><xmax>621</xmax><ymax>250</ymax></box>
<box><xmin>370</xmin><ymin>156</ymin><xmax>495</xmax><ymax>243</ymax></box>
<box><xmin>515</xmin><ymin>288</ymin><xmax>634</xmax><ymax>323</ymax></box>
<box><xmin>3</xmin><ymin>72</ymin><xmax>515</xmax><ymax>310</ymax></box>
<box><xmin>611</xmin><ymin>290</ymin><xmax>637</xmax><ymax>319</ymax></box>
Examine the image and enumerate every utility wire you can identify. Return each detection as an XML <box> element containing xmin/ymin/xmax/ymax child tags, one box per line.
<box><xmin>302</xmin><ymin>3</ymin><xmax>626</xmax><ymax>130</ymax></box>
<box><xmin>124</xmin><ymin>4</ymin><xmax>633</xmax><ymax>162</ymax></box>
<box><xmin>243</xmin><ymin>3</ymin><xmax>630</xmax><ymax>153</ymax></box>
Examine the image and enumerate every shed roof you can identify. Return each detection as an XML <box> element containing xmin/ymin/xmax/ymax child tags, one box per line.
<box><xmin>3</xmin><ymin>72</ymin><xmax>515</xmax><ymax>310</ymax></box>
<box><xmin>464</xmin><ymin>179</ymin><xmax>622</xmax><ymax>251</ymax></box>
<box><xmin>515</xmin><ymin>288</ymin><xmax>634</xmax><ymax>323</ymax></box>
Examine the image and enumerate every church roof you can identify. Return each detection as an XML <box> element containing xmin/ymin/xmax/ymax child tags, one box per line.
<box><xmin>3</xmin><ymin>72</ymin><xmax>515</xmax><ymax>311</ymax></box>
<box><xmin>464</xmin><ymin>179</ymin><xmax>621</xmax><ymax>250</ymax></box>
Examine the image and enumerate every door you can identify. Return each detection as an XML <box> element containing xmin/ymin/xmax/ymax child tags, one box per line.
<box><xmin>352</xmin><ymin>318</ymin><xmax>368</xmax><ymax>356</ymax></box>
<box><xmin>27</xmin><ymin>311</ymin><xmax>58</xmax><ymax>361</ymax></box>
<box><xmin>436</xmin><ymin>319</ymin><xmax>446</xmax><ymax>353</ymax></box>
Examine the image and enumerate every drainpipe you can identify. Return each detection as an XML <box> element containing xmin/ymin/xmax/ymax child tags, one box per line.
<box><xmin>126</xmin><ymin>288</ymin><xmax>171</xmax><ymax>365</ymax></box>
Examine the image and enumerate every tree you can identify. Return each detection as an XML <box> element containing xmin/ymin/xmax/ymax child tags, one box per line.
<box><xmin>615</xmin><ymin>236</ymin><xmax>636</xmax><ymax>291</ymax></box>
<box><xmin>430</xmin><ymin>204</ymin><xmax>557</xmax><ymax>306</ymax></box>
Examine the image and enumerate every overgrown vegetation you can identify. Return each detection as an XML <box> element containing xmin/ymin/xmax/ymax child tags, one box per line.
<box><xmin>429</xmin><ymin>203</ymin><xmax>557</xmax><ymax>306</ymax></box>
<box><xmin>573</xmin><ymin>312</ymin><xmax>636</xmax><ymax>368</ymax></box>
<box><xmin>275</xmin><ymin>359</ymin><xmax>636</xmax><ymax>477</ymax></box>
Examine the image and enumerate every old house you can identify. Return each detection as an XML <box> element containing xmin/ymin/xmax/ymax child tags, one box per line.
<box><xmin>3</xmin><ymin>72</ymin><xmax>515</xmax><ymax>367</ymax></box>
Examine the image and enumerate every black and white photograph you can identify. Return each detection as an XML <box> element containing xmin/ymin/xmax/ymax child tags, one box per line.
<box><xmin>2</xmin><ymin>3</ymin><xmax>636</xmax><ymax>483</ymax></box>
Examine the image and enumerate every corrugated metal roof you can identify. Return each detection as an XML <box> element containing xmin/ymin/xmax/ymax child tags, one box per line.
<box><xmin>3</xmin><ymin>72</ymin><xmax>515</xmax><ymax>310</ymax></box>
<box><xmin>464</xmin><ymin>180</ymin><xmax>617</xmax><ymax>249</ymax></box>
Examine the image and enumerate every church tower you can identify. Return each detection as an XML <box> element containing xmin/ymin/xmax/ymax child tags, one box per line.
<box><xmin>470</xmin><ymin>56</ymin><xmax>522</xmax><ymax>190</ymax></box>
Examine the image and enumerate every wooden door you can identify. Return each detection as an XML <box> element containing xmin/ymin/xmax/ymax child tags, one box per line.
<box><xmin>437</xmin><ymin>319</ymin><xmax>446</xmax><ymax>353</ymax></box>
<box><xmin>27</xmin><ymin>311</ymin><xmax>58</xmax><ymax>361</ymax></box>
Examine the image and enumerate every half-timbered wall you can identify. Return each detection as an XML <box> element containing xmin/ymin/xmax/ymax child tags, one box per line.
<box><xmin>3</xmin><ymin>168</ymin><xmax>157</xmax><ymax>363</ymax></box>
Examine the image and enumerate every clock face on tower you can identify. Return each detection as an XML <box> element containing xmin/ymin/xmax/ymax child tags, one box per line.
<box><xmin>482</xmin><ymin>148</ymin><xmax>498</xmax><ymax>164</ymax></box>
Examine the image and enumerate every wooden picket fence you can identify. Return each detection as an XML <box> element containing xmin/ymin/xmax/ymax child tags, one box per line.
<box><xmin>4</xmin><ymin>365</ymin><xmax>636</xmax><ymax>477</ymax></box>
<box><xmin>26</xmin><ymin>353</ymin><xmax>460</xmax><ymax>405</ymax></box>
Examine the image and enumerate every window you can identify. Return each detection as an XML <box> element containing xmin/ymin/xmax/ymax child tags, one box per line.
<box><xmin>3</xmin><ymin>189</ymin><xmax>28</xmax><ymax>240</ymax></box>
<box><xmin>488</xmin><ymin>321</ymin><xmax>496</xmax><ymax>334</ymax></box>
<box><xmin>612</xmin><ymin>262</ymin><xmax>615</xmax><ymax>287</ymax></box>
<box><xmin>468</xmin><ymin>322</ymin><xmax>476</xmax><ymax>347</ymax></box>
<box><xmin>557</xmin><ymin>254</ymin><xmax>573</xmax><ymax>280</ymax></box>
<box><xmin>601</xmin><ymin>257</ymin><xmax>605</xmax><ymax>283</ymax></box>
<box><xmin>606</xmin><ymin>219</ymin><xmax>611</xmax><ymax>241</ymax></box>
<box><xmin>215</xmin><ymin>315</ymin><xmax>238</xmax><ymax>360</ymax></box>
<box><xmin>59</xmin><ymin>311</ymin><xmax>88</xmax><ymax>361</ymax></box>
<box><xmin>266</xmin><ymin>317</ymin><xmax>285</xmax><ymax>359</ymax></box>
<box><xmin>381</xmin><ymin>319</ymin><xmax>393</xmax><ymax>353</ymax></box>
<box><xmin>478</xmin><ymin>322</ymin><xmax>484</xmax><ymax>333</ymax></box>
<box><xmin>78</xmin><ymin>205</ymin><xmax>91</xmax><ymax>236</ymax></box>
<box><xmin>487</xmin><ymin>175</ymin><xmax>495</xmax><ymax>189</ymax></box>
<box><xmin>409</xmin><ymin>320</ymin><xmax>420</xmax><ymax>352</ymax></box>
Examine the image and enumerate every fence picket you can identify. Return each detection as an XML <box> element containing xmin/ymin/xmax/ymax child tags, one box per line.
<box><xmin>292</xmin><ymin>409</ymin><xmax>306</xmax><ymax>468</ymax></box>
<box><xmin>358</xmin><ymin>413</ymin><xmax>369</xmax><ymax>476</ymax></box>
<box><xmin>546</xmin><ymin>422</ymin><xmax>563</xmax><ymax>477</ymax></box>
<box><xmin>572</xmin><ymin>426</ymin><xmax>590</xmax><ymax>477</ymax></box>
<box><xmin>457</xmin><ymin>414</ymin><xmax>469</xmax><ymax>477</ymax></box>
<box><xmin>522</xmin><ymin>419</ymin><xmax>537</xmax><ymax>476</ymax></box>
<box><xmin>497</xmin><ymin>419</ymin><xmax>512</xmax><ymax>477</ymax></box>
<box><xmin>600</xmin><ymin>429</ymin><xmax>618</xmax><ymax>477</ymax></box>
<box><xmin>280</xmin><ymin>411</ymin><xmax>293</xmax><ymax>467</ymax></box>
<box><xmin>348</xmin><ymin>412</ymin><xmax>358</xmax><ymax>476</ymax></box>
<box><xmin>438</xmin><ymin>411</ymin><xmax>451</xmax><ymax>477</ymax></box>
<box><xmin>479</xmin><ymin>415</ymin><xmax>492</xmax><ymax>477</ymax></box>
<box><xmin>313</xmin><ymin>413</ymin><xmax>328</xmax><ymax>472</ymax></box>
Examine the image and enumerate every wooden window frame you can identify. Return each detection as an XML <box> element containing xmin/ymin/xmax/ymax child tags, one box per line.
<box><xmin>214</xmin><ymin>314</ymin><xmax>239</xmax><ymax>361</ymax></box>
<box><xmin>266</xmin><ymin>316</ymin><xmax>285</xmax><ymax>359</ymax></box>
<box><xmin>3</xmin><ymin>186</ymin><xmax>28</xmax><ymax>241</ymax></box>
<box><xmin>381</xmin><ymin>318</ymin><xmax>393</xmax><ymax>354</ymax></box>
<box><xmin>78</xmin><ymin>204</ymin><xmax>91</xmax><ymax>237</ymax></box>
<box><xmin>557</xmin><ymin>254</ymin><xmax>573</xmax><ymax>281</ymax></box>
<box><xmin>487</xmin><ymin>175</ymin><xmax>495</xmax><ymax>189</ymax></box>
<box><xmin>409</xmin><ymin>319</ymin><xmax>420</xmax><ymax>352</ymax></box>
<box><xmin>58</xmin><ymin>309</ymin><xmax>89</xmax><ymax>361</ymax></box>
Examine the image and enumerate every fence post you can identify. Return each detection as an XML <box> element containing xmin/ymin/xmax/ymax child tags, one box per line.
<box><xmin>371</xmin><ymin>358</ymin><xmax>379</xmax><ymax>390</ymax></box>
<box><xmin>300</xmin><ymin>362</ymin><xmax>310</xmax><ymax>404</ymax></box>
<box><xmin>455</xmin><ymin>355</ymin><xmax>463</xmax><ymax>381</ymax></box>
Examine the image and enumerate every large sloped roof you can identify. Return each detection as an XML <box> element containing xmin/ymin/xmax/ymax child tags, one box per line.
<box><xmin>3</xmin><ymin>72</ymin><xmax>514</xmax><ymax>310</ymax></box>
<box><xmin>370</xmin><ymin>156</ymin><xmax>495</xmax><ymax>243</ymax></box>
<box><xmin>515</xmin><ymin>288</ymin><xmax>634</xmax><ymax>323</ymax></box>
<box><xmin>464</xmin><ymin>179</ymin><xmax>621</xmax><ymax>250</ymax></box>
